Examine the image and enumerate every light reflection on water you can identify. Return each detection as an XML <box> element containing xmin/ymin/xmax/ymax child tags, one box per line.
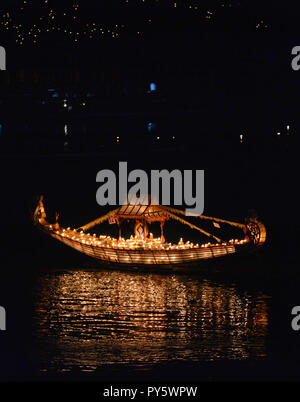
<box><xmin>34</xmin><ymin>269</ymin><xmax>269</xmax><ymax>373</ymax></box>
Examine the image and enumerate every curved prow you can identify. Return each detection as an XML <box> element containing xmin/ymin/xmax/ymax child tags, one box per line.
<box><xmin>33</xmin><ymin>195</ymin><xmax>47</xmax><ymax>225</ymax></box>
<box><xmin>33</xmin><ymin>196</ymin><xmax>59</xmax><ymax>230</ymax></box>
<box><xmin>246</xmin><ymin>219</ymin><xmax>267</xmax><ymax>246</ymax></box>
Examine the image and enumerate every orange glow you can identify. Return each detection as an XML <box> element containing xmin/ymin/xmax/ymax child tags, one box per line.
<box><xmin>51</xmin><ymin>225</ymin><xmax>246</xmax><ymax>250</ymax></box>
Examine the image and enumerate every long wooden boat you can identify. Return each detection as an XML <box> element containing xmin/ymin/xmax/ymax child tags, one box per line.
<box><xmin>33</xmin><ymin>196</ymin><xmax>266</xmax><ymax>268</ymax></box>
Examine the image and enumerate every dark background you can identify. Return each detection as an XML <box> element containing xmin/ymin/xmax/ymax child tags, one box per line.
<box><xmin>1</xmin><ymin>0</ymin><xmax>300</xmax><ymax>387</ymax></box>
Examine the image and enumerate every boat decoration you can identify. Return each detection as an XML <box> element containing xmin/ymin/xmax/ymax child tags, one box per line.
<box><xmin>33</xmin><ymin>196</ymin><xmax>266</xmax><ymax>267</ymax></box>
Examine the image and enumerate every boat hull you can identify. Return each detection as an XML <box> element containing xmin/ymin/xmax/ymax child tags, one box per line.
<box><xmin>48</xmin><ymin>228</ymin><xmax>237</xmax><ymax>265</ymax></box>
<box><xmin>33</xmin><ymin>198</ymin><xmax>266</xmax><ymax>270</ymax></box>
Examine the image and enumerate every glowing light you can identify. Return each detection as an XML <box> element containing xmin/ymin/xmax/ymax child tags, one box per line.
<box><xmin>50</xmin><ymin>224</ymin><xmax>243</xmax><ymax>252</ymax></box>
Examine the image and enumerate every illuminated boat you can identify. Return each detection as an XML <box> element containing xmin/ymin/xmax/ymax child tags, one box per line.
<box><xmin>33</xmin><ymin>196</ymin><xmax>266</xmax><ymax>268</ymax></box>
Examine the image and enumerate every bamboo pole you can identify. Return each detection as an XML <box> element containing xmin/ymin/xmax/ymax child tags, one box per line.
<box><xmin>78</xmin><ymin>208</ymin><xmax>120</xmax><ymax>231</ymax></box>
<box><xmin>160</xmin><ymin>205</ymin><xmax>245</xmax><ymax>230</ymax></box>
<box><xmin>157</xmin><ymin>206</ymin><xmax>222</xmax><ymax>243</ymax></box>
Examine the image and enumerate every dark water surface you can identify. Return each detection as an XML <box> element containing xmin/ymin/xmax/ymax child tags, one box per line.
<box><xmin>34</xmin><ymin>269</ymin><xmax>269</xmax><ymax>373</ymax></box>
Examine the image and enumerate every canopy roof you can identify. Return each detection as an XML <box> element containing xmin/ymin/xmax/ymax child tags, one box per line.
<box><xmin>114</xmin><ymin>203</ymin><xmax>169</xmax><ymax>221</ymax></box>
<box><xmin>77</xmin><ymin>200</ymin><xmax>246</xmax><ymax>244</ymax></box>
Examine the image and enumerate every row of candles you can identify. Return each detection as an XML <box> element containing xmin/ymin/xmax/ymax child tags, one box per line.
<box><xmin>49</xmin><ymin>225</ymin><xmax>247</xmax><ymax>249</ymax></box>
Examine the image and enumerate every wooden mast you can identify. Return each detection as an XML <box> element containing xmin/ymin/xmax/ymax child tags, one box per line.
<box><xmin>160</xmin><ymin>220</ymin><xmax>165</xmax><ymax>242</ymax></box>
<box><xmin>117</xmin><ymin>219</ymin><xmax>122</xmax><ymax>241</ymax></box>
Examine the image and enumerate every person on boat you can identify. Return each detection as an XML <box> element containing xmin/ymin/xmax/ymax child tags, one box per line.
<box><xmin>54</xmin><ymin>211</ymin><xmax>59</xmax><ymax>229</ymax></box>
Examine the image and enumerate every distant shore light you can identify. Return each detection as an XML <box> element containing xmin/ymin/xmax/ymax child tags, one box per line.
<box><xmin>150</xmin><ymin>82</ymin><xmax>156</xmax><ymax>92</ymax></box>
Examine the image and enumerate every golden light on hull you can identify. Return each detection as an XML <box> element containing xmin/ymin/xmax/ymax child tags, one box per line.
<box><xmin>33</xmin><ymin>197</ymin><xmax>266</xmax><ymax>268</ymax></box>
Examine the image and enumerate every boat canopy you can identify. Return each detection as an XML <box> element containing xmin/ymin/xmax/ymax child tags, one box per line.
<box><xmin>114</xmin><ymin>203</ymin><xmax>169</xmax><ymax>221</ymax></box>
<box><xmin>77</xmin><ymin>201</ymin><xmax>247</xmax><ymax>244</ymax></box>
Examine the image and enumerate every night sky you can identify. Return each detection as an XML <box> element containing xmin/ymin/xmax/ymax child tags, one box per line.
<box><xmin>1</xmin><ymin>3</ymin><xmax>300</xmax><ymax>390</ymax></box>
<box><xmin>0</xmin><ymin>1</ymin><xmax>298</xmax><ymax>48</ymax></box>
<box><xmin>0</xmin><ymin>2</ymin><xmax>299</xmax><ymax>151</ymax></box>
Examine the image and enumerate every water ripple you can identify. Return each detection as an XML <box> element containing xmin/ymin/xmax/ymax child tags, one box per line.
<box><xmin>33</xmin><ymin>269</ymin><xmax>270</xmax><ymax>372</ymax></box>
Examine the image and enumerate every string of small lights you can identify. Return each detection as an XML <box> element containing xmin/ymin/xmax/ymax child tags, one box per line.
<box><xmin>0</xmin><ymin>1</ymin><xmax>127</xmax><ymax>45</ymax></box>
<box><xmin>0</xmin><ymin>0</ymin><xmax>269</xmax><ymax>47</ymax></box>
